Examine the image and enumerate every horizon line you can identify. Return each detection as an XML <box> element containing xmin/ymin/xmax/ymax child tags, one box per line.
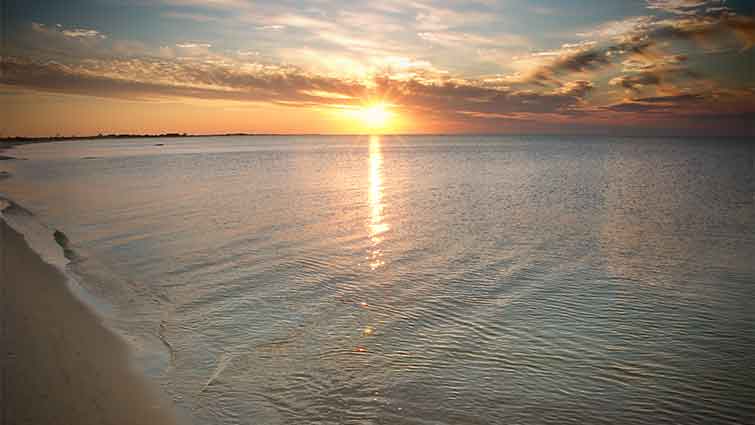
<box><xmin>2</xmin><ymin>132</ymin><xmax>753</xmax><ymax>143</ymax></box>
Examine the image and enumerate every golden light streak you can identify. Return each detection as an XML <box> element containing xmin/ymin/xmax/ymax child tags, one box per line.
<box><xmin>368</xmin><ymin>135</ymin><xmax>388</xmax><ymax>270</ymax></box>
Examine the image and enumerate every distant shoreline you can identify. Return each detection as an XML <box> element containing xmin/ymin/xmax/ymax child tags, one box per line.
<box><xmin>0</xmin><ymin>133</ymin><xmax>380</xmax><ymax>150</ymax></box>
<box><xmin>1</xmin><ymin>133</ymin><xmax>221</xmax><ymax>150</ymax></box>
<box><xmin>2</xmin><ymin>132</ymin><xmax>752</xmax><ymax>151</ymax></box>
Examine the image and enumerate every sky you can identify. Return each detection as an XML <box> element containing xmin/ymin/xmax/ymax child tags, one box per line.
<box><xmin>1</xmin><ymin>0</ymin><xmax>754</xmax><ymax>136</ymax></box>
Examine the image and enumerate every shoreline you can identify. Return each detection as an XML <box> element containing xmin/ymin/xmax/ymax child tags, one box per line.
<box><xmin>0</xmin><ymin>214</ymin><xmax>179</xmax><ymax>424</ymax></box>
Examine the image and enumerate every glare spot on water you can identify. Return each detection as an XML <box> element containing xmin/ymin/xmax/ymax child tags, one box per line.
<box><xmin>368</xmin><ymin>135</ymin><xmax>388</xmax><ymax>270</ymax></box>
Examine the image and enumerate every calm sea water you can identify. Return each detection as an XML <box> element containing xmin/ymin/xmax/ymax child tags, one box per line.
<box><xmin>2</xmin><ymin>135</ymin><xmax>754</xmax><ymax>424</ymax></box>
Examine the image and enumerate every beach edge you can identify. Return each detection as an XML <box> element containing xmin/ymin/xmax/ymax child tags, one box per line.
<box><xmin>0</xmin><ymin>213</ymin><xmax>180</xmax><ymax>424</ymax></box>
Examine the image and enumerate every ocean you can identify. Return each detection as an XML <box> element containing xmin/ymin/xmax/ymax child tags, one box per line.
<box><xmin>1</xmin><ymin>135</ymin><xmax>754</xmax><ymax>424</ymax></box>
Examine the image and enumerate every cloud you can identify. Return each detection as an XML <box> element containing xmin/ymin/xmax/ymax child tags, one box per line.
<box><xmin>610</xmin><ymin>54</ymin><xmax>694</xmax><ymax>92</ymax></box>
<box><xmin>12</xmin><ymin>22</ymin><xmax>189</xmax><ymax>61</ymax></box>
<box><xmin>371</xmin><ymin>76</ymin><xmax>595</xmax><ymax>119</ymax></box>
<box><xmin>727</xmin><ymin>15</ymin><xmax>755</xmax><ymax>49</ymax></box>
<box><xmin>521</xmin><ymin>9</ymin><xmax>755</xmax><ymax>84</ymax></box>
<box><xmin>591</xmin><ymin>89</ymin><xmax>755</xmax><ymax>136</ymax></box>
<box><xmin>6</xmin><ymin>1</ymin><xmax>754</xmax><ymax>136</ymax></box>
<box><xmin>414</xmin><ymin>5</ymin><xmax>495</xmax><ymax>31</ymax></box>
<box><xmin>61</xmin><ymin>28</ymin><xmax>107</xmax><ymax>39</ymax></box>
<box><xmin>30</xmin><ymin>22</ymin><xmax>107</xmax><ymax>40</ymax></box>
<box><xmin>271</xmin><ymin>14</ymin><xmax>332</xmax><ymax>30</ymax></box>
<box><xmin>633</xmin><ymin>12</ymin><xmax>755</xmax><ymax>50</ymax></box>
<box><xmin>555</xmin><ymin>80</ymin><xmax>595</xmax><ymax>97</ymax></box>
<box><xmin>577</xmin><ymin>17</ymin><xmax>656</xmax><ymax>39</ymax></box>
<box><xmin>176</xmin><ymin>43</ymin><xmax>212</xmax><ymax>49</ymax></box>
<box><xmin>523</xmin><ymin>38</ymin><xmax>654</xmax><ymax>84</ymax></box>
<box><xmin>298</xmin><ymin>90</ymin><xmax>354</xmax><ymax>100</ymax></box>
<box><xmin>645</xmin><ymin>0</ymin><xmax>726</xmax><ymax>15</ymax></box>
<box><xmin>603</xmin><ymin>91</ymin><xmax>746</xmax><ymax>114</ymax></box>
<box><xmin>1</xmin><ymin>55</ymin><xmax>594</xmax><ymax>121</ymax></box>
<box><xmin>1</xmin><ymin>56</ymin><xmax>368</xmax><ymax>106</ymax></box>
<box><xmin>610</xmin><ymin>73</ymin><xmax>662</xmax><ymax>91</ymax></box>
<box><xmin>418</xmin><ymin>31</ymin><xmax>529</xmax><ymax>49</ymax></box>
<box><xmin>547</xmin><ymin>48</ymin><xmax>613</xmax><ymax>73</ymax></box>
<box><xmin>604</xmin><ymin>93</ymin><xmax>706</xmax><ymax>114</ymax></box>
<box><xmin>3</xmin><ymin>52</ymin><xmax>750</xmax><ymax>135</ymax></box>
<box><xmin>633</xmin><ymin>93</ymin><xmax>704</xmax><ymax>103</ymax></box>
<box><xmin>236</xmin><ymin>50</ymin><xmax>260</xmax><ymax>57</ymax></box>
<box><xmin>621</xmin><ymin>54</ymin><xmax>687</xmax><ymax>72</ymax></box>
<box><xmin>263</xmin><ymin>12</ymin><xmax>407</xmax><ymax>57</ymax></box>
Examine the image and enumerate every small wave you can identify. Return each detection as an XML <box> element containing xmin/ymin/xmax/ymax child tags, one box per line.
<box><xmin>1</xmin><ymin>195</ymin><xmax>174</xmax><ymax>379</ymax></box>
<box><xmin>1</xmin><ymin>195</ymin><xmax>69</xmax><ymax>269</ymax></box>
<box><xmin>159</xmin><ymin>320</ymin><xmax>177</xmax><ymax>369</ymax></box>
<box><xmin>200</xmin><ymin>353</ymin><xmax>233</xmax><ymax>393</ymax></box>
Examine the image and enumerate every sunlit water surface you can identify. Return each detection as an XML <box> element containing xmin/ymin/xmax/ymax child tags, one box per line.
<box><xmin>2</xmin><ymin>135</ymin><xmax>754</xmax><ymax>424</ymax></box>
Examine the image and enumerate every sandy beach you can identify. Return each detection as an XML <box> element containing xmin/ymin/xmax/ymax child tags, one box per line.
<box><xmin>0</xmin><ymin>219</ymin><xmax>178</xmax><ymax>425</ymax></box>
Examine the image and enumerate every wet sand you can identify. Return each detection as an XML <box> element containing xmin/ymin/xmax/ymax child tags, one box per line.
<box><xmin>0</xmin><ymin>220</ymin><xmax>178</xmax><ymax>425</ymax></box>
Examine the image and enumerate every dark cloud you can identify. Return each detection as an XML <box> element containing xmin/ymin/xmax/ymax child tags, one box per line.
<box><xmin>599</xmin><ymin>90</ymin><xmax>753</xmax><ymax>136</ymax></box>
<box><xmin>0</xmin><ymin>57</ymin><xmax>364</xmax><ymax>104</ymax></box>
<box><xmin>633</xmin><ymin>93</ymin><xmax>704</xmax><ymax>103</ymax></box>
<box><xmin>528</xmin><ymin>38</ymin><xmax>655</xmax><ymax>84</ymax></box>
<box><xmin>605</xmin><ymin>102</ymin><xmax>667</xmax><ymax>113</ymax></box>
<box><xmin>527</xmin><ymin>10</ymin><xmax>754</xmax><ymax>85</ymax></box>
<box><xmin>610</xmin><ymin>55</ymin><xmax>697</xmax><ymax>91</ymax></box>
<box><xmin>551</xmin><ymin>50</ymin><xmax>611</xmax><ymax>73</ymax></box>
<box><xmin>605</xmin><ymin>93</ymin><xmax>707</xmax><ymax>112</ymax></box>
<box><xmin>5</xmin><ymin>54</ymin><xmax>749</xmax><ymax>137</ymax></box>
<box><xmin>2</xmin><ymin>56</ymin><xmax>595</xmax><ymax>120</ymax></box>
<box><xmin>610</xmin><ymin>73</ymin><xmax>662</xmax><ymax>90</ymax></box>
<box><xmin>727</xmin><ymin>15</ymin><xmax>755</xmax><ymax>48</ymax></box>
<box><xmin>373</xmin><ymin>77</ymin><xmax>593</xmax><ymax>117</ymax></box>
<box><xmin>622</xmin><ymin>54</ymin><xmax>687</xmax><ymax>71</ymax></box>
<box><xmin>646</xmin><ymin>0</ymin><xmax>727</xmax><ymax>16</ymax></box>
<box><xmin>637</xmin><ymin>13</ymin><xmax>755</xmax><ymax>50</ymax></box>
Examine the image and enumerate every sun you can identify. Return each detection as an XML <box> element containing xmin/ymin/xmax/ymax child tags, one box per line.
<box><xmin>359</xmin><ymin>103</ymin><xmax>392</xmax><ymax>130</ymax></box>
<box><xmin>337</xmin><ymin>101</ymin><xmax>398</xmax><ymax>133</ymax></box>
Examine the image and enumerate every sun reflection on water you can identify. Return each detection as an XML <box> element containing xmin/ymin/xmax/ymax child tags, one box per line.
<box><xmin>368</xmin><ymin>135</ymin><xmax>389</xmax><ymax>270</ymax></box>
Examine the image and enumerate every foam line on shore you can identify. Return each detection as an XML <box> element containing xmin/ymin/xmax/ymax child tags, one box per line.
<box><xmin>0</xmin><ymin>197</ymin><xmax>181</xmax><ymax>424</ymax></box>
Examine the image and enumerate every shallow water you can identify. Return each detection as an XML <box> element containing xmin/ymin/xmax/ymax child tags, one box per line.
<box><xmin>2</xmin><ymin>135</ymin><xmax>754</xmax><ymax>424</ymax></box>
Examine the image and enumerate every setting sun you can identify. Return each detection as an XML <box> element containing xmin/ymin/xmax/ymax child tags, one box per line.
<box><xmin>359</xmin><ymin>103</ymin><xmax>392</xmax><ymax>130</ymax></box>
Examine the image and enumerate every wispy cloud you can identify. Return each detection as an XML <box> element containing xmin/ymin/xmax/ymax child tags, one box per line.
<box><xmin>31</xmin><ymin>22</ymin><xmax>107</xmax><ymax>40</ymax></box>
<box><xmin>518</xmin><ymin>8</ymin><xmax>755</xmax><ymax>86</ymax></box>
<box><xmin>413</xmin><ymin>3</ymin><xmax>496</xmax><ymax>31</ymax></box>
<box><xmin>645</xmin><ymin>0</ymin><xmax>726</xmax><ymax>15</ymax></box>
<box><xmin>61</xmin><ymin>28</ymin><xmax>107</xmax><ymax>39</ymax></box>
<box><xmin>418</xmin><ymin>31</ymin><xmax>529</xmax><ymax>49</ymax></box>
<box><xmin>5</xmin><ymin>0</ymin><xmax>754</xmax><ymax>135</ymax></box>
<box><xmin>176</xmin><ymin>42</ymin><xmax>212</xmax><ymax>49</ymax></box>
